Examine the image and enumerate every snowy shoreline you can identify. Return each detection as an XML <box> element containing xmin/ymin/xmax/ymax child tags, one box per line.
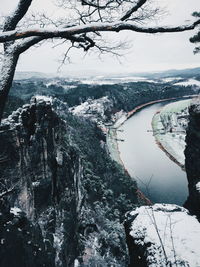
<box><xmin>108</xmin><ymin>95</ymin><xmax>196</xmax><ymax>167</ymax></box>
<box><xmin>106</xmin><ymin>98</ymin><xmax>180</xmax><ymax>167</ymax></box>
<box><xmin>152</xmin><ymin>98</ymin><xmax>194</xmax><ymax>170</ymax></box>
<box><xmin>106</xmin><ymin>96</ymin><xmax>194</xmax><ymax>204</ymax></box>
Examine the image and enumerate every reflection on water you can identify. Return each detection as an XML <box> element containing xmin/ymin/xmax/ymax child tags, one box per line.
<box><xmin>117</xmin><ymin>103</ymin><xmax>188</xmax><ymax>205</ymax></box>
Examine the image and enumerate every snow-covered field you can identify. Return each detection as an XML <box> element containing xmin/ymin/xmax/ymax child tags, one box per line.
<box><xmin>79</xmin><ymin>76</ymin><xmax>158</xmax><ymax>85</ymax></box>
<box><xmin>174</xmin><ymin>79</ymin><xmax>200</xmax><ymax>87</ymax></box>
<box><xmin>161</xmin><ymin>77</ymin><xmax>183</xmax><ymax>83</ymax></box>
<box><xmin>129</xmin><ymin>204</ymin><xmax>200</xmax><ymax>267</ymax></box>
<box><xmin>152</xmin><ymin>99</ymin><xmax>191</xmax><ymax>167</ymax></box>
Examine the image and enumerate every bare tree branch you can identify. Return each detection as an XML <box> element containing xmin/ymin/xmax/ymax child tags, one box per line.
<box><xmin>121</xmin><ymin>0</ymin><xmax>147</xmax><ymax>21</ymax></box>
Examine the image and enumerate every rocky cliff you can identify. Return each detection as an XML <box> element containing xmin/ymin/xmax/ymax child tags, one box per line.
<box><xmin>0</xmin><ymin>97</ymin><xmax>139</xmax><ymax>267</ymax></box>
<box><xmin>184</xmin><ymin>97</ymin><xmax>200</xmax><ymax>219</ymax></box>
<box><xmin>0</xmin><ymin>97</ymin><xmax>85</xmax><ymax>266</ymax></box>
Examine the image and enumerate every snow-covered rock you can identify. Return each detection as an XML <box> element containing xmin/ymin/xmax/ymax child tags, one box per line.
<box><xmin>196</xmin><ymin>182</ymin><xmax>200</xmax><ymax>193</ymax></box>
<box><xmin>10</xmin><ymin>207</ymin><xmax>23</xmax><ymax>216</ymax></box>
<box><xmin>125</xmin><ymin>204</ymin><xmax>200</xmax><ymax>267</ymax></box>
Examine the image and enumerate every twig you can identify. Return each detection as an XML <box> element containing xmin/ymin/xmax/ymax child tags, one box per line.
<box><xmin>145</xmin><ymin>206</ymin><xmax>169</xmax><ymax>265</ymax></box>
<box><xmin>168</xmin><ymin>215</ymin><xmax>178</xmax><ymax>267</ymax></box>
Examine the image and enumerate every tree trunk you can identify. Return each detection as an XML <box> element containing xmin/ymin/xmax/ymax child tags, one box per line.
<box><xmin>0</xmin><ymin>52</ymin><xmax>19</xmax><ymax>123</ymax></box>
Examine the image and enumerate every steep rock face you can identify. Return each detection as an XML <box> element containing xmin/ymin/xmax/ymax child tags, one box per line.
<box><xmin>0</xmin><ymin>97</ymin><xmax>139</xmax><ymax>266</ymax></box>
<box><xmin>184</xmin><ymin>98</ymin><xmax>200</xmax><ymax>219</ymax></box>
<box><xmin>0</xmin><ymin>98</ymin><xmax>85</xmax><ymax>266</ymax></box>
<box><xmin>125</xmin><ymin>204</ymin><xmax>200</xmax><ymax>267</ymax></box>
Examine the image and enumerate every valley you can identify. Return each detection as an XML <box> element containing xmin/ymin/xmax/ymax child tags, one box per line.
<box><xmin>1</xmin><ymin>68</ymin><xmax>200</xmax><ymax>266</ymax></box>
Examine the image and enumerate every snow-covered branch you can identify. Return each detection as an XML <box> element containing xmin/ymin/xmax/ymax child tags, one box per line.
<box><xmin>16</xmin><ymin>36</ymin><xmax>45</xmax><ymax>54</ymax></box>
<box><xmin>0</xmin><ymin>186</ymin><xmax>16</xmax><ymax>199</ymax></box>
<box><xmin>0</xmin><ymin>19</ymin><xmax>200</xmax><ymax>43</ymax></box>
<box><xmin>0</xmin><ymin>0</ymin><xmax>199</xmax><ymax>123</ymax></box>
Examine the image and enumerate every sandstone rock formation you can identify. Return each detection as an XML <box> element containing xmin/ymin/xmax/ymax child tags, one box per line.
<box><xmin>0</xmin><ymin>96</ymin><xmax>138</xmax><ymax>266</ymax></box>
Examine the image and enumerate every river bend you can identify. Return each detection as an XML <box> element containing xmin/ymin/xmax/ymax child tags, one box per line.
<box><xmin>117</xmin><ymin>102</ymin><xmax>188</xmax><ymax>205</ymax></box>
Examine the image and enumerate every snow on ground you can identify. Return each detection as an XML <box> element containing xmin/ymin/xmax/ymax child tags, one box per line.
<box><xmin>74</xmin><ymin>259</ymin><xmax>79</xmax><ymax>267</ymax></box>
<box><xmin>106</xmin><ymin>126</ymin><xmax>124</xmax><ymax>165</ymax></box>
<box><xmin>79</xmin><ymin>76</ymin><xmax>159</xmax><ymax>85</ymax></box>
<box><xmin>160</xmin><ymin>99</ymin><xmax>191</xmax><ymax>114</ymax></box>
<box><xmin>110</xmin><ymin>76</ymin><xmax>147</xmax><ymax>81</ymax></box>
<box><xmin>129</xmin><ymin>204</ymin><xmax>200</xmax><ymax>267</ymax></box>
<box><xmin>70</xmin><ymin>96</ymin><xmax>108</xmax><ymax>116</ymax></box>
<box><xmin>46</xmin><ymin>80</ymin><xmax>60</xmax><ymax>87</ymax></box>
<box><xmin>10</xmin><ymin>207</ymin><xmax>22</xmax><ymax>216</ymax></box>
<box><xmin>161</xmin><ymin>77</ymin><xmax>183</xmax><ymax>83</ymax></box>
<box><xmin>196</xmin><ymin>182</ymin><xmax>200</xmax><ymax>193</ymax></box>
<box><xmin>112</xmin><ymin>110</ymin><xmax>128</xmax><ymax>128</ymax></box>
<box><xmin>45</xmin><ymin>79</ymin><xmax>77</xmax><ymax>91</ymax></box>
<box><xmin>80</xmin><ymin>79</ymin><xmax>116</xmax><ymax>85</ymax></box>
<box><xmin>73</xmin><ymin>76</ymin><xmax>200</xmax><ymax>85</ymax></box>
<box><xmin>35</xmin><ymin>95</ymin><xmax>53</xmax><ymax>103</ymax></box>
<box><xmin>174</xmin><ymin>79</ymin><xmax>200</xmax><ymax>87</ymax></box>
<box><xmin>109</xmin><ymin>76</ymin><xmax>158</xmax><ymax>83</ymax></box>
<box><xmin>61</xmin><ymin>84</ymin><xmax>77</xmax><ymax>91</ymax></box>
<box><xmin>152</xmin><ymin>99</ymin><xmax>191</xmax><ymax>167</ymax></box>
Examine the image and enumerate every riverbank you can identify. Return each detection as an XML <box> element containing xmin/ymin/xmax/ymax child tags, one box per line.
<box><xmin>106</xmin><ymin>97</ymin><xmax>193</xmax><ymax>204</ymax></box>
<box><xmin>106</xmin><ymin>117</ymin><xmax>152</xmax><ymax>205</ymax></box>
<box><xmin>107</xmin><ymin>95</ymin><xmax>196</xmax><ymax>168</ymax></box>
<box><xmin>152</xmin><ymin>99</ymin><xmax>192</xmax><ymax>170</ymax></box>
<box><xmin>115</xmin><ymin>102</ymin><xmax>189</xmax><ymax>204</ymax></box>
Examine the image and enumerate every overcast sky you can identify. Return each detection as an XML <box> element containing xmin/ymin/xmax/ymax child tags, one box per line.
<box><xmin>0</xmin><ymin>0</ymin><xmax>200</xmax><ymax>75</ymax></box>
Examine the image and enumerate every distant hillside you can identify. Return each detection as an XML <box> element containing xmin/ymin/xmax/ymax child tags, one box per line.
<box><xmin>14</xmin><ymin>71</ymin><xmax>53</xmax><ymax>80</ymax></box>
<box><xmin>134</xmin><ymin>67</ymin><xmax>200</xmax><ymax>79</ymax></box>
<box><xmin>14</xmin><ymin>67</ymin><xmax>200</xmax><ymax>81</ymax></box>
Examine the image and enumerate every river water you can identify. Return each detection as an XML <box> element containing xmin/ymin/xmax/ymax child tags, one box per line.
<box><xmin>117</xmin><ymin>102</ymin><xmax>188</xmax><ymax>205</ymax></box>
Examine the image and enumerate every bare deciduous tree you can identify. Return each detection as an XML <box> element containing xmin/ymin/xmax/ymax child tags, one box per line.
<box><xmin>0</xmin><ymin>0</ymin><xmax>200</xmax><ymax>122</ymax></box>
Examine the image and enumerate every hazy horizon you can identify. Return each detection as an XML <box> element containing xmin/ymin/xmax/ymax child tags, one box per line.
<box><xmin>14</xmin><ymin>65</ymin><xmax>200</xmax><ymax>77</ymax></box>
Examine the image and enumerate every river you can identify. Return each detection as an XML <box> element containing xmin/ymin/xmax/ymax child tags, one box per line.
<box><xmin>117</xmin><ymin>102</ymin><xmax>188</xmax><ymax>205</ymax></box>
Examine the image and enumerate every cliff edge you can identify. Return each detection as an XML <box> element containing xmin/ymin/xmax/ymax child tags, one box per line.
<box><xmin>185</xmin><ymin>97</ymin><xmax>200</xmax><ymax>219</ymax></box>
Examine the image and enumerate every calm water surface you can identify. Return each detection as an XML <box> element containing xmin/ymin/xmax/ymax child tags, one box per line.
<box><xmin>117</xmin><ymin>103</ymin><xmax>188</xmax><ymax>205</ymax></box>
